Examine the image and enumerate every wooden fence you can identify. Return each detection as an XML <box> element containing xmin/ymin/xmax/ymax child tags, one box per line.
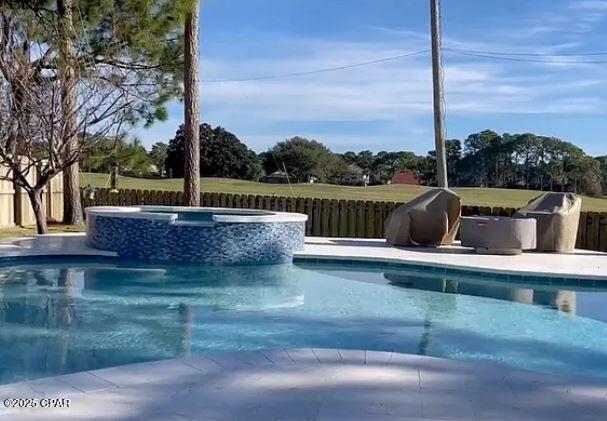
<box><xmin>83</xmin><ymin>188</ymin><xmax>607</xmax><ymax>252</ymax></box>
<box><xmin>0</xmin><ymin>166</ymin><xmax>63</xmax><ymax>227</ymax></box>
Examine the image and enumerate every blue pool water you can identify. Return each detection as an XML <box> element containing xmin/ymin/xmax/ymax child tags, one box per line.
<box><xmin>149</xmin><ymin>210</ymin><xmax>270</xmax><ymax>222</ymax></box>
<box><xmin>1</xmin><ymin>258</ymin><xmax>607</xmax><ymax>384</ymax></box>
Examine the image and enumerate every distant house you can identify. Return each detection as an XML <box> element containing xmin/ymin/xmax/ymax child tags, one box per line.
<box><xmin>392</xmin><ymin>170</ymin><xmax>421</xmax><ymax>185</ymax></box>
<box><xmin>263</xmin><ymin>170</ymin><xmax>290</xmax><ymax>184</ymax></box>
<box><xmin>341</xmin><ymin>164</ymin><xmax>369</xmax><ymax>186</ymax></box>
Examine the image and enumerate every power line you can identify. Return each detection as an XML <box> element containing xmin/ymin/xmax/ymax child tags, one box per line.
<box><xmin>198</xmin><ymin>46</ymin><xmax>607</xmax><ymax>84</ymax></box>
<box><xmin>444</xmin><ymin>48</ymin><xmax>607</xmax><ymax>57</ymax></box>
<box><xmin>447</xmin><ymin>50</ymin><xmax>607</xmax><ymax>64</ymax></box>
<box><xmin>200</xmin><ymin>50</ymin><xmax>429</xmax><ymax>83</ymax></box>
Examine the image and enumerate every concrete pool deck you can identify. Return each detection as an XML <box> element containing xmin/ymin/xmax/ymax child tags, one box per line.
<box><xmin>1</xmin><ymin>349</ymin><xmax>606</xmax><ymax>421</ymax></box>
<box><xmin>0</xmin><ymin>233</ymin><xmax>605</xmax><ymax>280</ymax></box>
<box><xmin>0</xmin><ymin>234</ymin><xmax>606</xmax><ymax>420</ymax></box>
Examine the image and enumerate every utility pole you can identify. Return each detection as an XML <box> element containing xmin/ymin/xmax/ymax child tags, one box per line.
<box><xmin>430</xmin><ymin>0</ymin><xmax>449</xmax><ymax>188</ymax></box>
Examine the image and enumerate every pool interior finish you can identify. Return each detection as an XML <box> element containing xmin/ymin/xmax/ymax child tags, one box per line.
<box><xmin>0</xmin><ymin>258</ymin><xmax>606</xmax><ymax>385</ymax></box>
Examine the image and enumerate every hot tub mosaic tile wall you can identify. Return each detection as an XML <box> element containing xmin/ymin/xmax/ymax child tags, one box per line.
<box><xmin>86</xmin><ymin>214</ymin><xmax>305</xmax><ymax>265</ymax></box>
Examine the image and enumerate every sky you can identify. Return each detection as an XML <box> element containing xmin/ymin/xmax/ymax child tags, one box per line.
<box><xmin>133</xmin><ymin>0</ymin><xmax>607</xmax><ymax>156</ymax></box>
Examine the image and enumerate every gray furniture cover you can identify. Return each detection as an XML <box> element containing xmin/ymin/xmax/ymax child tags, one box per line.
<box><xmin>384</xmin><ymin>188</ymin><xmax>461</xmax><ymax>247</ymax></box>
<box><xmin>514</xmin><ymin>193</ymin><xmax>582</xmax><ymax>253</ymax></box>
<box><xmin>461</xmin><ymin>216</ymin><xmax>537</xmax><ymax>255</ymax></box>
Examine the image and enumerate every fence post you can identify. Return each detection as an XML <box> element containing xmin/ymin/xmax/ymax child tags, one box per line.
<box><xmin>329</xmin><ymin>199</ymin><xmax>339</xmax><ymax>237</ymax></box>
<box><xmin>356</xmin><ymin>201</ymin><xmax>365</xmax><ymax>238</ymax></box>
<box><xmin>599</xmin><ymin>213</ymin><xmax>607</xmax><ymax>252</ymax></box>
<box><xmin>312</xmin><ymin>199</ymin><xmax>322</xmax><ymax>236</ymax></box>
<box><xmin>576</xmin><ymin>212</ymin><xmax>586</xmax><ymax>249</ymax></box>
<box><xmin>304</xmin><ymin>198</ymin><xmax>313</xmax><ymax>236</ymax></box>
<box><xmin>347</xmin><ymin>200</ymin><xmax>356</xmax><ymax>238</ymax></box>
<box><xmin>374</xmin><ymin>202</ymin><xmax>383</xmax><ymax>238</ymax></box>
<box><xmin>321</xmin><ymin>199</ymin><xmax>330</xmax><ymax>236</ymax></box>
<box><xmin>338</xmin><ymin>200</ymin><xmax>347</xmax><ymax>238</ymax></box>
<box><xmin>586</xmin><ymin>212</ymin><xmax>600</xmax><ymax>251</ymax></box>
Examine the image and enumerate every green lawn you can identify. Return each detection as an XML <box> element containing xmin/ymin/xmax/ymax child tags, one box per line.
<box><xmin>81</xmin><ymin>173</ymin><xmax>607</xmax><ymax>211</ymax></box>
<box><xmin>0</xmin><ymin>224</ymin><xmax>83</xmax><ymax>240</ymax></box>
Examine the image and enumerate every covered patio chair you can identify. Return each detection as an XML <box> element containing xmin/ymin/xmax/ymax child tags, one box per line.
<box><xmin>384</xmin><ymin>188</ymin><xmax>461</xmax><ymax>247</ymax></box>
<box><xmin>513</xmin><ymin>192</ymin><xmax>582</xmax><ymax>253</ymax></box>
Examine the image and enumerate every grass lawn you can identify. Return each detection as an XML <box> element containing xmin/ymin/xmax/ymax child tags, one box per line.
<box><xmin>0</xmin><ymin>223</ymin><xmax>83</xmax><ymax>240</ymax></box>
<box><xmin>81</xmin><ymin>173</ymin><xmax>607</xmax><ymax>211</ymax></box>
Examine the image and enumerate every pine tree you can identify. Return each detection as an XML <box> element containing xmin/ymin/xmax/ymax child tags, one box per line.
<box><xmin>0</xmin><ymin>0</ymin><xmax>195</xmax><ymax>232</ymax></box>
<box><xmin>63</xmin><ymin>0</ymin><xmax>195</xmax><ymax>220</ymax></box>
<box><xmin>57</xmin><ymin>0</ymin><xmax>81</xmax><ymax>225</ymax></box>
<box><xmin>183</xmin><ymin>0</ymin><xmax>200</xmax><ymax>206</ymax></box>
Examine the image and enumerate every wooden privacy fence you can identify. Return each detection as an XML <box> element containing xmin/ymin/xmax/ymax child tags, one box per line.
<box><xmin>83</xmin><ymin>188</ymin><xmax>607</xmax><ymax>253</ymax></box>
<box><xmin>0</xmin><ymin>166</ymin><xmax>63</xmax><ymax>227</ymax></box>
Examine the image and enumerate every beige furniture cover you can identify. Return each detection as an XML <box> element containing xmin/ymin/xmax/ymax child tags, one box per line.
<box><xmin>513</xmin><ymin>193</ymin><xmax>582</xmax><ymax>253</ymax></box>
<box><xmin>384</xmin><ymin>188</ymin><xmax>461</xmax><ymax>246</ymax></box>
<box><xmin>460</xmin><ymin>216</ymin><xmax>537</xmax><ymax>255</ymax></box>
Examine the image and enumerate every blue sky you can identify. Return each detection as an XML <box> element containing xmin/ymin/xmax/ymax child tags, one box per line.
<box><xmin>134</xmin><ymin>0</ymin><xmax>607</xmax><ymax>156</ymax></box>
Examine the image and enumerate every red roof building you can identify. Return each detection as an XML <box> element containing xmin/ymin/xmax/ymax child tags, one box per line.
<box><xmin>392</xmin><ymin>170</ymin><xmax>421</xmax><ymax>185</ymax></box>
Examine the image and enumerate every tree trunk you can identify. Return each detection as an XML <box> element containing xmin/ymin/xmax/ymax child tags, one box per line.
<box><xmin>183</xmin><ymin>1</ymin><xmax>201</xmax><ymax>206</ymax></box>
<box><xmin>58</xmin><ymin>0</ymin><xmax>83</xmax><ymax>224</ymax></box>
<box><xmin>28</xmin><ymin>188</ymin><xmax>48</xmax><ymax>234</ymax></box>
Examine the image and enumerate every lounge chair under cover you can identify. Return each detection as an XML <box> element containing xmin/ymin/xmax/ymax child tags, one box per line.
<box><xmin>513</xmin><ymin>192</ymin><xmax>582</xmax><ymax>253</ymax></box>
<box><xmin>384</xmin><ymin>188</ymin><xmax>461</xmax><ymax>246</ymax></box>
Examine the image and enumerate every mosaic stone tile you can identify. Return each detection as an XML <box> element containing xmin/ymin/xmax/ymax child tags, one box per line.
<box><xmin>86</xmin><ymin>214</ymin><xmax>305</xmax><ymax>265</ymax></box>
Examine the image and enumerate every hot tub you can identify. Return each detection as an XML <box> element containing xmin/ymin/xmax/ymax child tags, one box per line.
<box><xmin>85</xmin><ymin>206</ymin><xmax>308</xmax><ymax>265</ymax></box>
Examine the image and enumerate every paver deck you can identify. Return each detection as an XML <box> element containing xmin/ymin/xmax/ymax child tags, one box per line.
<box><xmin>1</xmin><ymin>349</ymin><xmax>606</xmax><ymax>420</ymax></box>
<box><xmin>298</xmin><ymin>237</ymin><xmax>606</xmax><ymax>280</ymax></box>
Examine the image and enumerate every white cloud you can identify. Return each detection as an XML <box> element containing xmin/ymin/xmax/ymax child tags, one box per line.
<box><xmin>523</xmin><ymin>0</ymin><xmax>607</xmax><ymax>35</ymax></box>
<box><xmin>134</xmin><ymin>2</ymin><xmax>607</xmax><ymax>154</ymax></box>
<box><xmin>197</xmin><ymin>38</ymin><xmax>605</xmax><ymax>124</ymax></box>
<box><xmin>570</xmin><ymin>0</ymin><xmax>607</xmax><ymax>12</ymax></box>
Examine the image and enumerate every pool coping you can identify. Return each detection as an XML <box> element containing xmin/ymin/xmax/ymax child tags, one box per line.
<box><xmin>1</xmin><ymin>349</ymin><xmax>605</xmax><ymax>420</ymax></box>
<box><xmin>297</xmin><ymin>237</ymin><xmax>607</xmax><ymax>281</ymax></box>
<box><xmin>85</xmin><ymin>205</ymin><xmax>309</xmax><ymax>224</ymax></box>
<box><xmin>0</xmin><ymin>233</ymin><xmax>605</xmax><ymax>281</ymax></box>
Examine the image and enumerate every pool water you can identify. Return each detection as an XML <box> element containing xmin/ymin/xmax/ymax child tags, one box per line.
<box><xmin>1</xmin><ymin>258</ymin><xmax>607</xmax><ymax>384</ymax></box>
<box><xmin>149</xmin><ymin>210</ymin><xmax>270</xmax><ymax>222</ymax></box>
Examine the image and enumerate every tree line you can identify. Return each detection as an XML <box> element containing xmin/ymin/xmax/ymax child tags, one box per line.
<box><xmin>97</xmin><ymin>123</ymin><xmax>605</xmax><ymax>197</ymax></box>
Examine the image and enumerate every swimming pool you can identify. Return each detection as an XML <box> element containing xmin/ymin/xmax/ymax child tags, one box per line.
<box><xmin>0</xmin><ymin>257</ymin><xmax>606</xmax><ymax>384</ymax></box>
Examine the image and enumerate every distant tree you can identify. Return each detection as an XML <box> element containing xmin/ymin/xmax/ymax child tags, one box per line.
<box><xmin>166</xmin><ymin>124</ymin><xmax>262</xmax><ymax>180</ymax></box>
<box><xmin>596</xmin><ymin>156</ymin><xmax>607</xmax><ymax>194</ymax></box>
<box><xmin>372</xmin><ymin>151</ymin><xmax>419</xmax><ymax>183</ymax></box>
<box><xmin>356</xmin><ymin>150</ymin><xmax>375</xmax><ymax>173</ymax></box>
<box><xmin>463</xmin><ymin>130</ymin><xmax>501</xmax><ymax>187</ymax></box>
<box><xmin>149</xmin><ymin>142</ymin><xmax>169</xmax><ymax>175</ymax></box>
<box><xmin>82</xmin><ymin>139</ymin><xmax>151</xmax><ymax>174</ymax></box>
<box><xmin>446</xmin><ymin>130</ymin><xmax>603</xmax><ymax>195</ymax></box>
<box><xmin>445</xmin><ymin>139</ymin><xmax>462</xmax><ymax>185</ymax></box>
<box><xmin>115</xmin><ymin>142</ymin><xmax>152</xmax><ymax>174</ymax></box>
<box><xmin>265</xmin><ymin>137</ymin><xmax>341</xmax><ymax>183</ymax></box>
<box><xmin>342</xmin><ymin>151</ymin><xmax>358</xmax><ymax>165</ymax></box>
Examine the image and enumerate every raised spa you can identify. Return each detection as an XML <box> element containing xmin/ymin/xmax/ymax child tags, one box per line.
<box><xmin>85</xmin><ymin>206</ymin><xmax>308</xmax><ymax>264</ymax></box>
